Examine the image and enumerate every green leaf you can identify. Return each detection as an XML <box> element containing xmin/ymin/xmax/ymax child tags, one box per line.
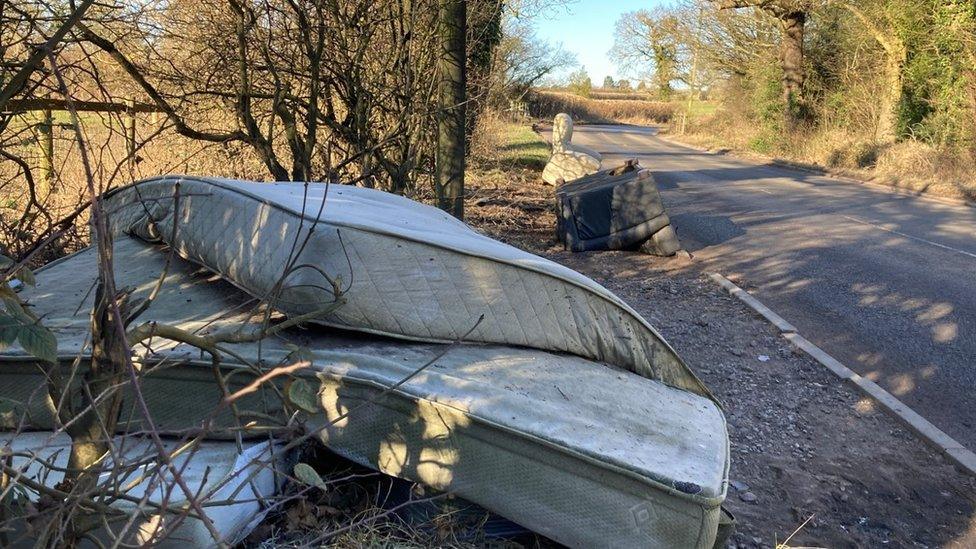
<box><xmin>18</xmin><ymin>323</ymin><xmax>58</xmax><ymax>364</ymax></box>
<box><xmin>0</xmin><ymin>317</ymin><xmax>17</xmax><ymax>349</ymax></box>
<box><xmin>0</xmin><ymin>255</ymin><xmax>31</xmax><ymax>288</ymax></box>
<box><xmin>0</xmin><ymin>397</ymin><xmax>25</xmax><ymax>429</ymax></box>
<box><xmin>1</xmin><ymin>294</ymin><xmax>27</xmax><ymax>318</ymax></box>
<box><xmin>285</xmin><ymin>378</ymin><xmax>319</xmax><ymax>414</ymax></box>
<box><xmin>0</xmin><ymin>285</ymin><xmax>18</xmax><ymax>303</ymax></box>
<box><xmin>0</xmin><ymin>312</ymin><xmax>57</xmax><ymax>363</ymax></box>
<box><xmin>0</xmin><ymin>477</ymin><xmax>31</xmax><ymax>516</ymax></box>
<box><xmin>293</xmin><ymin>462</ymin><xmax>327</xmax><ymax>490</ymax></box>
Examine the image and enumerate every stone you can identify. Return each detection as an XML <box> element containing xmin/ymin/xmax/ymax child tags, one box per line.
<box><xmin>542</xmin><ymin>151</ymin><xmax>601</xmax><ymax>185</ymax></box>
<box><xmin>730</xmin><ymin>480</ymin><xmax>750</xmax><ymax>492</ymax></box>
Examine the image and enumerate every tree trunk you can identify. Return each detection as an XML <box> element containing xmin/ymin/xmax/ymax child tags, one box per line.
<box><xmin>779</xmin><ymin>10</ymin><xmax>806</xmax><ymax>125</ymax></box>
<box><xmin>878</xmin><ymin>51</ymin><xmax>905</xmax><ymax>140</ymax></box>
<box><xmin>840</xmin><ymin>3</ymin><xmax>905</xmax><ymax>141</ymax></box>
<box><xmin>64</xmin><ymin>276</ymin><xmax>128</xmax><ymax>487</ymax></box>
<box><xmin>51</xmin><ymin>239</ymin><xmax>129</xmax><ymax>547</ymax></box>
<box><xmin>436</xmin><ymin>0</ymin><xmax>466</xmax><ymax>219</ymax></box>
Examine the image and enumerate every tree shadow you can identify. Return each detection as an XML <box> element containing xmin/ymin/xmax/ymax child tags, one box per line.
<box><xmin>650</xmin><ymin>159</ymin><xmax>976</xmax><ymax>449</ymax></box>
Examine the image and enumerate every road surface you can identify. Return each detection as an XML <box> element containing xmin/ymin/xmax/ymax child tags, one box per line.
<box><xmin>568</xmin><ymin>124</ymin><xmax>976</xmax><ymax>449</ymax></box>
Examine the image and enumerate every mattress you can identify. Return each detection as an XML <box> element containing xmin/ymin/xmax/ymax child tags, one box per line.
<box><xmin>1</xmin><ymin>432</ymin><xmax>280</xmax><ymax>548</ymax></box>
<box><xmin>556</xmin><ymin>167</ymin><xmax>674</xmax><ymax>251</ymax></box>
<box><xmin>101</xmin><ymin>176</ymin><xmax>711</xmax><ymax>399</ymax></box>
<box><xmin>2</xmin><ymin>237</ymin><xmax>730</xmax><ymax>548</ymax></box>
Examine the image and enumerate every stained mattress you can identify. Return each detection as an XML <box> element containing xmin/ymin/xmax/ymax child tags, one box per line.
<box><xmin>101</xmin><ymin>176</ymin><xmax>711</xmax><ymax>399</ymax></box>
<box><xmin>1</xmin><ymin>432</ymin><xmax>280</xmax><ymax>548</ymax></box>
<box><xmin>2</xmin><ymin>236</ymin><xmax>730</xmax><ymax>548</ymax></box>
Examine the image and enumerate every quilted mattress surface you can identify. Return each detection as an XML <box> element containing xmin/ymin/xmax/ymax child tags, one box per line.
<box><xmin>2</xmin><ymin>432</ymin><xmax>279</xmax><ymax>547</ymax></box>
<box><xmin>2</xmin><ymin>237</ymin><xmax>729</xmax><ymax>548</ymax></box>
<box><xmin>101</xmin><ymin>176</ymin><xmax>711</xmax><ymax>398</ymax></box>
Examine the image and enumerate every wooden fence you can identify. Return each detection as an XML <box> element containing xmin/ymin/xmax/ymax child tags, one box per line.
<box><xmin>2</xmin><ymin>98</ymin><xmax>163</xmax><ymax>191</ymax></box>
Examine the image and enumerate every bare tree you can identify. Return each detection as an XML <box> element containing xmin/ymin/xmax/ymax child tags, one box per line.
<box><xmin>712</xmin><ymin>0</ymin><xmax>822</xmax><ymax>124</ymax></box>
<box><xmin>836</xmin><ymin>1</ymin><xmax>906</xmax><ymax>141</ymax></box>
<box><xmin>612</xmin><ymin>8</ymin><xmax>684</xmax><ymax>98</ymax></box>
<box><xmin>493</xmin><ymin>15</ymin><xmax>575</xmax><ymax>99</ymax></box>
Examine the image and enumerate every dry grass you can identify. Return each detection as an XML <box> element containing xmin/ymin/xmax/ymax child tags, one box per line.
<box><xmin>246</xmin><ymin>445</ymin><xmax>536</xmax><ymax>548</ymax></box>
<box><xmin>868</xmin><ymin>141</ymin><xmax>976</xmax><ymax>200</ymax></box>
<box><xmin>0</xmin><ymin>110</ymin><xmax>273</xmax><ymax>264</ymax></box>
<box><xmin>527</xmin><ymin>90</ymin><xmax>675</xmax><ymax>125</ymax></box>
<box><xmin>587</xmin><ymin>90</ymin><xmax>660</xmax><ymax>101</ymax></box>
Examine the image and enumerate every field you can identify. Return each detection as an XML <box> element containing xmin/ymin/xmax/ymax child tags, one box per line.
<box><xmin>526</xmin><ymin>90</ymin><xmax>675</xmax><ymax>125</ymax></box>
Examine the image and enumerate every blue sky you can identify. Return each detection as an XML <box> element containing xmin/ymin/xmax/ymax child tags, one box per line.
<box><xmin>534</xmin><ymin>0</ymin><xmax>670</xmax><ymax>83</ymax></box>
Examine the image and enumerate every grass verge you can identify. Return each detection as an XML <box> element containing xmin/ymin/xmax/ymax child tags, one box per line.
<box><xmin>494</xmin><ymin>124</ymin><xmax>550</xmax><ymax>171</ymax></box>
<box><xmin>466</xmin><ymin>115</ymin><xmax>556</xmax><ymax>252</ymax></box>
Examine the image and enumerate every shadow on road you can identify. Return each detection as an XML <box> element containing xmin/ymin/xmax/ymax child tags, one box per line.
<box><xmin>565</xmin><ymin>122</ymin><xmax>976</xmax><ymax>545</ymax></box>
<box><xmin>575</xmin><ymin>128</ymin><xmax>976</xmax><ymax>449</ymax></box>
<box><xmin>659</xmin><ymin>169</ymin><xmax>976</xmax><ymax>448</ymax></box>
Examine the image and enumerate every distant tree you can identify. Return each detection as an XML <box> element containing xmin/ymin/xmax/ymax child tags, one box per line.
<box><xmin>617</xmin><ymin>79</ymin><xmax>632</xmax><ymax>90</ymax></box>
<box><xmin>494</xmin><ymin>15</ymin><xmax>576</xmax><ymax>98</ymax></box>
<box><xmin>603</xmin><ymin>75</ymin><xmax>616</xmax><ymax>89</ymax></box>
<box><xmin>467</xmin><ymin>0</ymin><xmax>505</xmax><ymax>146</ymax></box>
<box><xmin>611</xmin><ymin>8</ymin><xmax>682</xmax><ymax>99</ymax></box>
<box><xmin>567</xmin><ymin>67</ymin><xmax>593</xmax><ymax>97</ymax></box>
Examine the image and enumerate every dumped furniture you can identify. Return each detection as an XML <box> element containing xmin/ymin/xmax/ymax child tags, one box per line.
<box><xmin>556</xmin><ymin>159</ymin><xmax>683</xmax><ymax>255</ymax></box>
<box><xmin>541</xmin><ymin>113</ymin><xmax>602</xmax><ymax>185</ymax></box>
<box><xmin>2</xmin><ymin>433</ymin><xmax>281</xmax><ymax>547</ymax></box>
<box><xmin>2</xmin><ymin>176</ymin><xmax>729</xmax><ymax>548</ymax></box>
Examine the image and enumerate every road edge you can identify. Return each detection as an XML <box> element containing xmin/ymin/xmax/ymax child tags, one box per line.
<box><xmin>708</xmin><ymin>272</ymin><xmax>976</xmax><ymax>477</ymax></box>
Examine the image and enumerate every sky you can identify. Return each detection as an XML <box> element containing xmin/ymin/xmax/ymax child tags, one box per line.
<box><xmin>533</xmin><ymin>0</ymin><xmax>670</xmax><ymax>83</ymax></box>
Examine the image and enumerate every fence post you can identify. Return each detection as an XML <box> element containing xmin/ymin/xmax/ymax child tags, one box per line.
<box><xmin>38</xmin><ymin>109</ymin><xmax>54</xmax><ymax>194</ymax></box>
<box><xmin>124</xmin><ymin>98</ymin><xmax>136</xmax><ymax>169</ymax></box>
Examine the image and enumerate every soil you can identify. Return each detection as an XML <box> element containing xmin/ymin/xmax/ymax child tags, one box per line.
<box><xmin>463</xmin><ymin>167</ymin><xmax>976</xmax><ymax>549</ymax></box>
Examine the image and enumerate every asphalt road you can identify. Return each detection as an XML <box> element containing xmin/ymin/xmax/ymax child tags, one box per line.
<box><xmin>568</xmin><ymin>124</ymin><xmax>976</xmax><ymax>449</ymax></box>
